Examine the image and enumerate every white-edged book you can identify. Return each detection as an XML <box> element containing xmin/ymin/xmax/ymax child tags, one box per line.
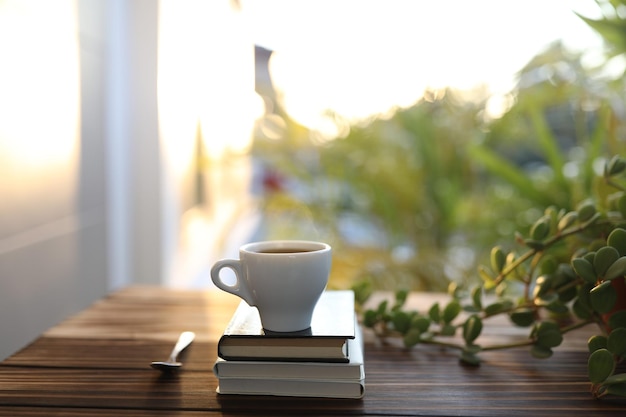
<box><xmin>214</xmin><ymin>322</ymin><xmax>365</xmax><ymax>399</ymax></box>
<box><xmin>214</xmin><ymin>323</ymin><xmax>364</xmax><ymax>380</ymax></box>
<box><xmin>216</xmin><ymin>290</ymin><xmax>355</xmax><ymax>363</ymax></box>
<box><xmin>216</xmin><ymin>376</ymin><xmax>365</xmax><ymax>399</ymax></box>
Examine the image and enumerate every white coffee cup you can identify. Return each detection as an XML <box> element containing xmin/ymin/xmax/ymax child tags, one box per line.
<box><xmin>210</xmin><ymin>240</ymin><xmax>331</xmax><ymax>332</ymax></box>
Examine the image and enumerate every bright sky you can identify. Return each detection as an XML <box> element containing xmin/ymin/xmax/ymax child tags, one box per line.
<box><xmin>240</xmin><ymin>0</ymin><xmax>604</xmax><ymax>130</ymax></box>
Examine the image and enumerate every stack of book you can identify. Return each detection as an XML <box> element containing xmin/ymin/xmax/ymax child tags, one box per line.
<box><xmin>213</xmin><ymin>290</ymin><xmax>365</xmax><ymax>399</ymax></box>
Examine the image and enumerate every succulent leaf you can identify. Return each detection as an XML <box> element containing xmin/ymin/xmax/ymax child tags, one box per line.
<box><xmin>557</xmin><ymin>211</ymin><xmax>578</xmax><ymax>231</ymax></box>
<box><xmin>524</xmin><ymin>239</ymin><xmax>545</xmax><ymax>251</ymax></box>
<box><xmin>607</xmin><ymin>155</ymin><xmax>626</xmax><ymax>177</ymax></box>
<box><xmin>530</xmin><ymin>345</ymin><xmax>553</xmax><ymax>359</ymax></box>
<box><xmin>588</xmin><ymin>335</ymin><xmax>608</xmax><ymax>353</ymax></box>
<box><xmin>607</xmin><ymin>328</ymin><xmax>626</xmax><ymax>356</ymax></box>
<box><xmin>594</xmin><ymin>246</ymin><xmax>620</xmax><ymax>277</ymax></box>
<box><xmin>490</xmin><ymin>246</ymin><xmax>506</xmax><ymax>274</ymax></box>
<box><xmin>442</xmin><ymin>300</ymin><xmax>461</xmax><ymax>324</ymax></box>
<box><xmin>618</xmin><ymin>195</ymin><xmax>626</xmax><ymax>220</ymax></box>
<box><xmin>604</xmin><ymin>256</ymin><xmax>626</xmax><ymax>281</ymax></box>
<box><xmin>403</xmin><ymin>328</ymin><xmax>421</xmax><ymax>347</ymax></box>
<box><xmin>572</xmin><ymin>258</ymin><xmax>597</xmax><ymax>283</ymax></box>
<box><xmin>479</xmin><ymin>266</ymin><xmax>497</xmax><ymax>289</ymax></box>
<box><xmin>440</xmin><ymin>324</ymin><xmax>456</xmax><ymax>336</ymax></box>
<box><xmin>577</xmin><ymin>200</ymin><xmax>597</xmax><ymax>222</ymax></box>
<box><xmin>573</xmin><ymin>298</ymin><xmax>593</xmax><ymax>320</ymax></box>
<box><xmin>590</xmin><ymin>280</ymin><xmax>618</xmax><ymax>314</ymax></box>
<box><xmin>588</xmin><ymin>348</ymin><xmax>615</xmax><ymax>384</ymax></box>
<box><xmin>533</xmin><ymin>321</ymin><xmax>563</xmax><ymax>348</ymax></box>
<box><xmin>530</xmin><ymin>217</ymin><xmax>551</xmax><ymax>240</ymax></box>
<box><xmin>604</xmin><ymin>373</ymin><xmax>626</xmax><ymax>386</ymax></box>
<box><xmin>460</xmin><ymin>349</ymin><xmax>481</xmax><ymax>366</ymax></box>
<box><xmin>605</xmin><ymin>382</ymin><xmax>626</xmax><ymax>397</ymax></box>
<box><xmin>609</xmin><ymin>310</ymin><xmax>626</xmax><ymax>330</ymax></box>
<box><xmin>608</xmin><ymin>228</ymin><xmax>626</xmax><ymax>256</ymax></box>
<box><xmin>484</xmin><ymin>300</ymin><xmax>513</xmax><ymax>316</ymax></box>
<box><xmin>577</xmin><ymin>283</ymin><xmax>594</xmax><ymax>309</ymax></box>
<box><xmin>411</xmin><ymin>315</ymin><xmax>431</xmax><ymax>333</ymax></box>
<box><xmin>583</xmin><ymin>251</ymin><xmax>596</xmax><ymax>265</ymax></box>
<box><xmin>536</xmin><ymin>329</ymin><xmax>563</xmax><ymax>348</ymax></box>
<box><xmin>471</xmin><ymin>286</ymin><xmax>482</xmax><ymax>310</ymax></box>
<box><xmin>544</xmin><ymin>299</ymin><xmax>569</xmax><ymax>314</ymax></box>
<box><xmin>510</xmin><ymin>308</ymin><xmax>535</xmax><ymax>327</ymax></box>
<box><xmin>376</xmin><ymin>300</ymin><xmax>388</xmax><ymax>315</ymax></box>
<box><xmin>394</xmin><ymin>289</ymin><xmax>409</xmax><ymax>307</ymax></box>
<box><xmin>392</xmin><ymin>311</ymin><xmax>411</xmax><ymax>333</ymax></box>
<box><xmin>363</xmin><ymin>310</ymin><xmax>378</xmax><ymax>327</ymax></box>
<box><xmin>533</xmin><ymin>275</ymin><xmax>554</xmax><ymax>298</ymax></box>
<box><xmin>428</xmin><ymin>302</ymin><xmax>441</xmax><ymax>323</ymax></box>
<box><xmin>462</xmin><ymin>315</ymin><xmax>483</xmax><ymax>344</ymax></box>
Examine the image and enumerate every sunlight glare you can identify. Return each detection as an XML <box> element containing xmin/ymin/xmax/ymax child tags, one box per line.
<box><xmin>159</xmin><ymin>0</ymin><xmax>261</xmax><ymax>165</ymax></box>
<box><xmin>0</xmin><ymin>0</ymin><xmax>79</xmax><ymax>170</ymax></box>
<box><xmin>242</xmin><ymin>0</ymin><xmax>603</xmax><ymax>131</ymax></box>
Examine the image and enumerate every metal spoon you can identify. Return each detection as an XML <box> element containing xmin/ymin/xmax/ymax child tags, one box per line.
<box><xmin>150</xmin><ymin>331</ymin><xmax>195</xmax><ymax>372</ymax></box>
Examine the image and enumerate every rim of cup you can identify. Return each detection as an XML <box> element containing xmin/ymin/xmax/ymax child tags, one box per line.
<box><xmin>241</xmin><ymin>240</ymin><xmax>330</xmax><ymax>254</ymax></box>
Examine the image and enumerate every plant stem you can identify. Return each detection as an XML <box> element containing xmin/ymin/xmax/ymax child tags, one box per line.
<box><xmin>481</xmin><ymin>340</ymin><xmax>535</xmax><ymax>351</ymax></box>
<box><xmin>493</xmin><ymin>214</ymin><xmax>602</xmax><ymax>288</ymax></box>
<box><xmin>494</xmin><ymin>249</ymin><xmax>536</xmax><ymax>286</ymax></box>
<box><xmin>605</xmin><ymin>178</ymin><xmax>626</xmax><ymax>192</ymax></box>
<box><xmin>429</xmin><ymin>318</ymin><xmax>596</xmax><ymax>353</ymax></box>
<box><xmin>481</xmin><ymin>319</ymin><xmax>594</xmax><ymax>351</ymax></box>
<box><xmin>560</xmin><ymin>319</ymin><xmax>594</xmax><ymax>334</ymax></box>
<box><xmin>419</xmin><ymin>338</ymin><xmax>465</xmax><ymax>351</ymax></box>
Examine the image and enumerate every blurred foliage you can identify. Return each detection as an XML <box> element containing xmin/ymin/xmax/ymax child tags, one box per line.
<box><xmin>250</xmin><ymin>0</ymin><xmax>626</xmax><ymax>292</ymax></box>
<box><xmin>253</xmin><ymin>91</ymin><xmax>488</xmax><ymax>291</ymax></box>
<box><xmin>577</xmin><ymin>0</ymin><xmax>626</xmax><ymax>58</ymax></box>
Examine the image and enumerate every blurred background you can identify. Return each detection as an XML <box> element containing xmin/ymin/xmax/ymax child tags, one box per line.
<box><xmin>1</xmin><ymin>0</ymin><xmax>625</xmax><ymax>359</ymax></box>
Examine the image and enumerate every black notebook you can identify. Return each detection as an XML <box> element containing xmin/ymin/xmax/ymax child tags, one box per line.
<box><xmin>217</xmin><ymin>290</ymin><xmax>355</xmax><ymax>362</ymax></box>
<box><xmin>215</xmin><ymin>323</ymin><xmax>365</xmax><ymax>399</ymax></box>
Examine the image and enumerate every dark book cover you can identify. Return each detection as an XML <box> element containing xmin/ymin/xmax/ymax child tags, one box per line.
<box><xmin>217</xmin><ymin>290</ymin><xmax>355</xmax><ymax>362</ymax></box>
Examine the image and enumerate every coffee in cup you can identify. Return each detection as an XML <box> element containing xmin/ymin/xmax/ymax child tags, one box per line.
<box><xmin>210</xmin><ymin>240</ymin><xmax>331</xmax><ymax>332</ymax></box>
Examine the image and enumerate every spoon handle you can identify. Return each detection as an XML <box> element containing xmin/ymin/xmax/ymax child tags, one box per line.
<box><xmin>168</xmin><ymin>331</ymin><xmax>195</xmax><ymax>362</ymax></box>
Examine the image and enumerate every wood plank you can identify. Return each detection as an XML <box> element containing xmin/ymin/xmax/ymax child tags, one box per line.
<box><xmin>2</xmin><ymin>338</ymin><xmax>216</xmax><ymax>371</ymax></box>
<box><xmin>0</xmin><ymin>286</ymin><xmax>625</xmax><ymax>416</ymax></box>
<box><xmin>0</xmin><ymin>408</ymin><xmax>211</xmax><ymax>416</ymax></box>
<box><xmin>2</xmin><ymin>341</ymin><xmax>625</xmax><ymax>415</ymax></box>
<box><xmin>40</xmin><ymin>286</ymin><xmax>239</xmax><ymax>343</ymax></box>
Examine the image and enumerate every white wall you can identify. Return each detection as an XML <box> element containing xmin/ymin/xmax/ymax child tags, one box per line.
<box><xmin>157</xmin><ymin>0</ymin><xmax>260</xmax><ymax>288</ymax></box>
<box><xmin>0</xmin><ymin>0</ymin><xmax>108</xmax><ymax>360</ymax></box>
<box><xmin>0</xmin><ymin>0</ymin><xmax>256</xmax><ymax>360</ymax></box>
<box><xmin>103</xmin><ymin>0</ymin><xmax>162</xmax><ymax>288</ymax></box>
<box><xmin>0</xmin><ymin>0</ymin><xmax>163</xmax><ymax>360</ymax></box>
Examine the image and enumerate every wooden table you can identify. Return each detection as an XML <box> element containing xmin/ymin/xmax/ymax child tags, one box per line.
<box><xmin>0</xmin><ymin>286</ymin><xmax>624</xmax><ymax>416</ymax></box>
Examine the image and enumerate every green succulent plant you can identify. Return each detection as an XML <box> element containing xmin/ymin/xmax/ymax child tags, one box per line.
<box><xmin>355</xmin><ymin>155</ymin><xmax>626</xmax><ymax>399</ymax></box>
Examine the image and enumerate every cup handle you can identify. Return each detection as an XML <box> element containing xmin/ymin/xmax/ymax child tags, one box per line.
<box><xmin>210</xmin><ymin>259</ymin><xmax>255</xmax><ymax>306</ymax></box>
